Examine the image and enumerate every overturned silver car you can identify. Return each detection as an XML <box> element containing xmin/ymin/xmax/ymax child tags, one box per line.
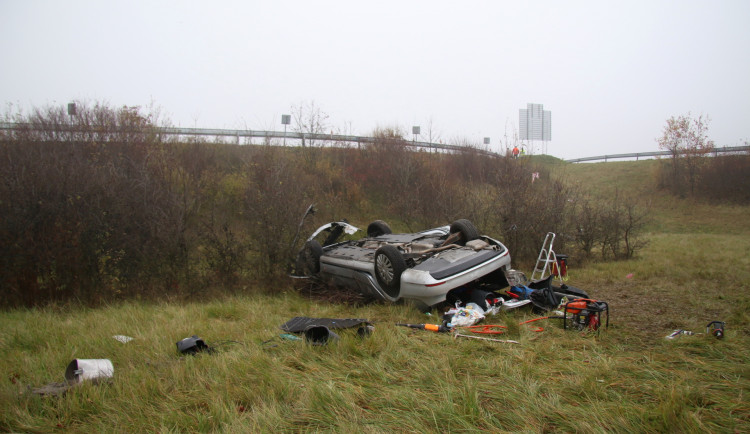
<box><xmin>292</xmin><ymin>218</ymin><xmax>513</xmax><ymax>308</ymax></box>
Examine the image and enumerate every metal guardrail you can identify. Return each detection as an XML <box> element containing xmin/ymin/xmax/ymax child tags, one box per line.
<box><xmin>0</xmin><ymin>122</ymin><xmax>498</xmax><ymax>157</ymax></box>
<box><xmin>5</xmin><ymin>121</ymin><xmax>744</xmax><ymax>162</ymax></box>
<box><xmin>566</xmin><ymin>150</ymin><xmax>667</xmax><ymax>163</ymax></box>
<box><xmin>565</xmin><ymin>146</ymin><xmax>750</xmax><ymax>163</ymax></box>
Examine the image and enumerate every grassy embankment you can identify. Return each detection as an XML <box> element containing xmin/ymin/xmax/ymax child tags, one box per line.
<box><xmin>1</xmin><ymin>159</ymin><xmax>748</xmax><ymax>432</ymax></box>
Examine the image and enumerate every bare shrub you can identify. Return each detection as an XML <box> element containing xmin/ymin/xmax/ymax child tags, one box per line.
<box><xmin>0</xmin><ymin>103</ymin><xmax>186</xmax><ymax>306</ymax></box>
<box><xmin>200</xmin><ymin>219</ymin><xmax>247</xmax><ymax>287</ymax></box>
<box><xmin>695</xmin><ymin>152</ymin><xmax>750</xmax><ymax>204</ymax></box>
<box><xmin>343</xmin><ymin>126</ymin><xmax>427</xmax><ymax>222</ymax></box>
<box><xmin>483</xmin><ymin>159</ymin><xmax>575</xmax><ymax>267</ymax></box>
<box><xmin>596</xmin><ymin>191</ymin><xmax>651</xmax><ymax>260</ymax></box>
<box><xmin>569</xmin><ymin>194</ymin><xmax>603</xmax><ymax>258</ymax></box>
<box><xmin>241</xmin><ymin>146</ymin><xmax>314</xmax><ymax>281</ymax></box>
<box><xmin>0</xmin><ymin>101</ymin><xmax>655</xmax><ymax>307</ymax></box>
<box><xmin>443</xmin><ymin>143</ymin><xmax>496</xmax><ymax>185</ymax></box>
<box><xmin>412</xmin><ymin>155</ymin><xmax>472</xmax><ymax>228</ymax></box>
<box><xmin>291</xmin><ymin>100</ymin><xmax>329</xmax><ymax>149</ymax></box>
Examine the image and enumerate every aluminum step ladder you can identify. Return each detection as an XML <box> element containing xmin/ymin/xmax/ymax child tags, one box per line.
<box><xmin>531</xmin><ymin>232</ymin><xmax>561</xmax><ymax>283</ymax></box>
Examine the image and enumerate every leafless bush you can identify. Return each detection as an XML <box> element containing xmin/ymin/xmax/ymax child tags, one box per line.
<box><xmin>570</xmin><ymin>190</ymin><xmax>650</xmax><ymax>261</ymax></box>
<box><xmin>200</xmin><ymin>219</ymin><xmax>247</xmax><ymax>287</ymax></box>
<box><xmin>0</xmin><ymin>101</ymin><xmax>654</xmax><ymax>307</ymax></box>
<box><xmin>479</xmin><ymin>159</ymin><xmax>575</xmax><ymax>268</ymax></box>
<box><xmin>291</xmin><ymin>100</ymin><xmax>329</xmax><ymax>149</ymax></box>
<box><xmin>695</xmin><ymin>152</ymin><xmax>750</xmax><ymax>204</ymax></box>
<box><xmin>0</xmin><ymin>103</ymin><xmax>186</xmax><ymax>306</ymax></box>
<box><xmin>415</xmin><ymin>168</ymin><xmax>468</xmax><ymax>228</ymax></box>
<box><xmin>241</xmin><ymin>147</ymin><xmax>315</xmax><ymax>281</ymax></box>
<box><xmin>569</xmin><ymin>194</ymin><xmax>603</xmax><ymax>258</ymax></box>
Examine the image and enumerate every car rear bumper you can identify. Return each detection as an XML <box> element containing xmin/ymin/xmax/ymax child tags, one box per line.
<box><xmin>400</xmin><ymin>249</ymin><xmax>511</xmax><ymax>306</ymax></box>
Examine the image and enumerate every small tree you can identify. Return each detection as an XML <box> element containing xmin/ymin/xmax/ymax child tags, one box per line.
<box><xmin>424</xmin><ymin>116</ymin><xmax>442</xmax><ymax>153</ymax></box>
<box><xmin>291</xmin><ymin>100</ymin><xmax>329</xmax><ymax>149</ymax></box>
<box><xmin>657</xmin><ymin>113</ymin><xmax>714</xmax><ymax>195</ymax></box>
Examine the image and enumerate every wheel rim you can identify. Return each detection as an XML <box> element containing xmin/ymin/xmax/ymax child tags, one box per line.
<box><xmin>376</xmin><ymin>254</ymin><xmax>394</xmax><ymax>285</ymax></box>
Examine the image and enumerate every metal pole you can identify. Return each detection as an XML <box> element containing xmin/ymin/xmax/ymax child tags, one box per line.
<box><xmin>453</xmin><ymin>332</ymin><xmax>519</xmax><ymax>344</ymax></box>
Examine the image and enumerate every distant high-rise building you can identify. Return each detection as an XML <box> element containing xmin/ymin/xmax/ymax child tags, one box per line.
<box><xmin>519</xmin><ymin>103</ymin><xmax>551</xmax><ymax>141</ymax></box>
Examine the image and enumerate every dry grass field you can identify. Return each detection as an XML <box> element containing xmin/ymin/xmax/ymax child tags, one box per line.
<box><xmin>1</xmin><ymin>158</ymin><xmax>748</xmax><ymax>432</ymax></box>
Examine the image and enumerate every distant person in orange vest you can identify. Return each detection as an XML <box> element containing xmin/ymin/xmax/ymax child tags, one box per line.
<box><xmin>512</xmin><ymin>146</ymin><xmax>519</xmax><ymax>159</ymax></box>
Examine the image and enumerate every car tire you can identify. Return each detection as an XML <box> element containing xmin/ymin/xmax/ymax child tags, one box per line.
<box><xmin>367</xmin><ymin>220</ymin><xmax>392</xmax><ymax>237</ymax></box>
<box><xmin>303</xmin><ymin>240</ymin><xmax>323</xmax><ymax>274</ymax></box>
<box><xmin>374</xmin><ymin>245</ymin><xmax>406</xmax><ymax>298</ymax></box>
<box><xmin>450</xmin><ymin>219</ymin><xmax>480</xmax><ymax>244</ymax></box>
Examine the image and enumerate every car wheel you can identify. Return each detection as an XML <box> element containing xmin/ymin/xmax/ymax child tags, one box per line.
<box><xmin>374</xmin><ymin>245</ymin><xmax>406</xmax><ymax>298</ymax></box>
<box><xmin>303</xmin><ymin>240</ymin><xmax>323</xmax><ymax>274</ymax></box>
<box><xmin>450</xmin><ymin>219</ymin><xmax>480</xmax><ymax>244</ymax></box>
<box><xmin>367</xmin><ymin>220</ymin><xmax>392</xmax><ymax>237</ymax></box>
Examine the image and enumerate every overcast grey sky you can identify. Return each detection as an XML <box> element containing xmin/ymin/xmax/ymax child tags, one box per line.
<box><xmin>2</xmin><ymin>0</ymin><xmax>749</xmax><ymax>159</ymax></box>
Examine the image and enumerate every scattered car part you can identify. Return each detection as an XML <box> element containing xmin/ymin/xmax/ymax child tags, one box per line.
<box><xmin>706</xmin><ymin>321</ymin><xmax>725</xmax><ymax>339</ymax></box>
<box><xmin>666</xmin><ymin>329</ymin><xmax>695</xmax><ymax>339</ymax></box>
<box><xmin>32</xmin><ymin>382</ymin><xmax>74</xmax><ymax>397</ymax></box>
<box><xmin>176</xmin><ymin>335</ymin><xmax>211</xmax><ymax>354</ymax></box>
<box><xmin>280</xmin><ymin>317</ymin><xmax>371</xmax><ymax>333</ymax></box>
<box><xmin>31</xmin><ymin>359</ymin><xmax>115</xmax><ymax>396</ymax></box>
<box><xmin>501</xmin><ymin>299</ymin><xmax>532</xmax><ymax>310</ymax></box>
<box><xmin>357</xmin><ymin>324</ymin><xmax>375</xmax><ymax>338</ymax></box>
<box><xmin>555</xmin><ymin>283</ymin><xmax>589</xmax><ymax>298</ymax></box>
<box><xmin>276</xmin><ymin>317</ymin><xmax>373</xmax><ymax>345</ymax></box>
<box><xmin>528</xmin><ymin>275</ymin><xmax>589</xmax><ymax>299</ymax></box>
<box><xmin>304</xmin><ymin>325</ymin><xmax>340</xmax><ymax>345</ymax></box>
<box><xmin>65</xmin><ymin>359</ymin><xmax>114</xmax><ymax>384</ymax></box>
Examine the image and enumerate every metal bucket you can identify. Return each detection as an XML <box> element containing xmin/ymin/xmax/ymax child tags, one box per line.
<box><xmin>65</xmin><ymin>359</ymin><xmax>114</xmax><ymax>384</ymax></box>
